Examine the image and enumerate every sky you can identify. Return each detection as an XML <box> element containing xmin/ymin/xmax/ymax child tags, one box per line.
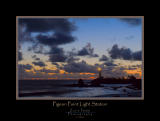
<box><xmin>18</xmin><ymin>17</ymin><xmax>143</xmax><ymax>80</ymax></box>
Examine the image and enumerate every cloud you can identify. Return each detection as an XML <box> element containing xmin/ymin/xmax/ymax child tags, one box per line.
<box><xmin>99</xmin><ymin>55</ymin><xmax>109</xmax><ymax>61</ymax></box>
<box><xmin>18</xmin><ymin>64</ymin><xmax>33</xmax><ymax>79</ymax></box>
<box><xmin>99</xmin><ymin>57</ymin><xmax>118</xmax><ymax>67</ymax></box>
<box><xmin>65</xmin><ymin>48</ymin><xmax>80</xmax><ymax>63</ymax></box>
<box><xmin>18</xmin><ymin>51</ymin><xmax>23</xmax><ymax>61</ymax></box>
<box><xmin>109</xmin><ymin>44</ymin><xmax>132</xmax><ymax>60</ymax></box>
<box><xmin>32</xmin><ymin>55</ymin><xmax>37</xmax><ymax>58</ymax></box>
<box><xmin>18</xmin><ymin>64</ymin><xmax>33</xmax><ymax>70</ymax></box>
<box><xmin>28</xmin><ymin>44</ymin><xmax>45</xmax><ymax>54</ymax></box>
<box><xmin>35</xmin><ymin>58</ymin><xmax>40</xmax><ymax>61</ymax></box>
<box><xmin>77</xmin><ymin>43</ymin><xmax>99</xmax><ymax>57</ymax></box>
<box><xmin>32</xmin><ymin>61</ymin><xmax>46</xmax><ymax>67</ymax></box>
<box><xmin>132</xmin><ymin>51</ymin><xmax>142</xmax><ymax>60</ymax></box>
<box><xmin>18</xmin><ymin>18</ymin><xmax>76</xmax><ymax>46</ymax></box>
<box><xmin>40</xmin><ymin>68</ymin><xmax>59</xmax><ymax>73</ymax></box>
<box><xmin>48</xmin><ymin>46</ymin><xmax>64</xmax><ymax>55</ymax></box>
<box><xmin>49</xmin><ymin>54</ymin><xmax>67</xmax><ymax>63</ymax></box>
<box><xmin>47</xmin><ymin>43</ymin><xmax>98</xmax><ymax>64</ymax></box>
<box><xmin>108</xmin><ymin>44</ymin><xmax>142</xmax><ymax>60</ymax></box>
<box><xmin>48</xmin><ymin>47</ymin><xmax>80</xmax><ymax>64</ymax></box>
<box><xmin>32</xmin><ymin>55</ymin><xmax>40</xmax><ymax>60</ymax></box>
<box><xmin>103</xmin><ymin>62</ymin><xmax>117</xmax><ymax>66</ymax></box>
<box><xmin>119</xmin><ymin>18</ymin><xmax>142</xmax><ymax>26</ymax></box>
<box><xmin>66</xmin><ymin>56</ymin><xmax>80</xmax><ymax>63</ymax></box>
<box><xmin>128</xmin><ymin>66</ymin><xmax>137</xmax><ymax>70</ymax></box>
<box><xmin>18</xmin><ymin>18</ymin><xmax>77</xmax><ymax>65</ymax></box>
<box><xmin>102</xmin><ymin>66</ymin><xmax>128</xmax><ymax>78</ymax></box>
<box><xmin>18</xmin><ymin>24</ymin><xmax>33</xmax><ymax>43</ymax></box>
<box><xmin>36</xmin><ymin>32</ymin><xmax>76</xmax><ymax>46</ymax></box>
<box><xmin>48</xmin><ymin>47</ymin><xmax>67</xmax><ymax>63</ymax></box>
<box><xmin>63</xmin><ymin>60</ymin><xmax>97</xmax><ymax>73</ymax></box>
<box><xmin>19</xmin><ymin>18</ymin><xmax>76</xmax><ymax>33</ymax></box>
<box><xmin>51</xmin><ymin>62</ymin><xmax>60</xmax><ymax>67</ymax></box>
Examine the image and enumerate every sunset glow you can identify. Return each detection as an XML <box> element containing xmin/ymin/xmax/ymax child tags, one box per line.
<box><xmin>125</xmin><ymin>68</ymin><xmax>142</xmax><ymax>77</ymax></box>
<box><xmin>17</xmin><ymin>17</ymin><xmax>143</xmax><ymax>99</ymax></box>
<box><xmin>80</xmin><ymin>73</ymin><xmax>96</xmax><ymax>75</ymax></box>
<box><xmin>18</xmin><ymin>17</ymin><xmax>142</xmax><ymax>80</ymax></box>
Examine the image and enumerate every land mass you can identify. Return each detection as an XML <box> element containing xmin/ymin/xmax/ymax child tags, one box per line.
<box><xmin>65</xmin><ymin>76</ymin><xmax>141</xmax><ymax>90</ymax></box>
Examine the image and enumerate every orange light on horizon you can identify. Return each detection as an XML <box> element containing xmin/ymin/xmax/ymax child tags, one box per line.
<box><xmin>89</xmin><ymin>77</ymin><xmax>96</xmax><ymax>79</ymax></box>
<box><xmin>124</xmin><ymin>69</ymin><xmax>142</xmax><ymax>77</ymax></box>
<box><xmin>79</xmin><ymin>72</ymin><xmax>95</xmax><ymax>75</ymax></box>
<box><xmin>25</xmin><ymin>69</ymin><xmax>36</xmax><ymax>74</ymax></box>
<box><xmin>25</xmin><ymin>69</ymin><xmax>32</xmax><ymax>72</ymax></box>
<box><xmin>59</xmin><ymin>70</ymin><xmax>65</xmax><ymax>74</ymax></box>
<box><xmin>48</xmin><ymin>73</ymin><xmax>56</xmax><ymax>75</ymax></box>
<box><xmin>47</xmin><ymin>77</ymin><xmax>58</xmax><ymax>80</ymax></box>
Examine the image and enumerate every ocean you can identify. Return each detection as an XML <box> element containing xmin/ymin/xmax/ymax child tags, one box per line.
<box><xmin>18</xmin><ymin>80</ymin><xmax>141</xmax><ymax>97</ymax></box>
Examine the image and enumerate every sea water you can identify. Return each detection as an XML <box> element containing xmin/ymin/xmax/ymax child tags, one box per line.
<box><xmin>18</xmin><ymin>80</ymin><xmax>141</xmax><ymax>97</ymax></box>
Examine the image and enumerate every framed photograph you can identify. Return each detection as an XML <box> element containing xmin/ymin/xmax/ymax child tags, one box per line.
<box><xmin>16</xmin><ymin>16</ymin><xmax>144</xmax><ymax>100</ymax></box>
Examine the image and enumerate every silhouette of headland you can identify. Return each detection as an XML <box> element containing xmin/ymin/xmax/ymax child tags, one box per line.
<box><xmin>65</xmin><ymin>75</ymin><xmax>141</xmax><ymax>89</ymax></box>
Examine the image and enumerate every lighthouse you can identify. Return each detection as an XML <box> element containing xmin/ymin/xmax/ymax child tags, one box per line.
<box><xmin>97</xmin><ymin>67</ymin><xmax>102</xmax><ymax>78</ymax></box>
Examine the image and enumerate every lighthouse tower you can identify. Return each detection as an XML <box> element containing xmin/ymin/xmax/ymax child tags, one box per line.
<box><xmin>97</xmin><ymin>67</ymin><xmax>102</xmax><ymax>78</ymax></box>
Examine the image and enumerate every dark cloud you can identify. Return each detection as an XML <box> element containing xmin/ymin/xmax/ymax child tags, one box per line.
<box><xmin>63</xmin><ymin>60</ymin><xmax>97</xmax><ymax>73</ymax></box>
<box><xmin>109</xmin><ymin>44</ymin><xmax>132</xmax><ymax>60</ymax></box>
<box><xmin>32</xmin><ymin>55</ymin><xmax>40</xmax><ymax>61</ymax></box>
<box><xmin>51</xmin><ymin>62</ymin><xmax>60</xmax><ymax>67</ymax></box>
<box><xmin>18</xmin><ymin>18</ymin><xmax>77</xmax><ymax>65</ymax></box>
<box><xmin>40</xmin><ymin>68</ymin><xmax>59</xmax><ymax>73</ymax></box>
<box><xmin>66</xmin><ymin>56</ymin><xmax>80</xmax><ymax>63</ymax></box>
<box><xmin>18</xmin><ymin>51</ymin><xmax>23</xmax><ymax>61</ymax></box>
<box><xmin>99</xmin><ymin>55</ymin><xmax>117</xmax><ymax>67</ymax></box>
<box><xmin>47</xmin><ymin>43</ymin><xmax>98</xmax><ymax>64</ymax></box>
<box><xmin>19</xmin><ymin>18</ymin><xmax>76</xmax><ymax>33</ymax></box>
<box><xmin>78</xmin><ymin>48</ymin><xmax>89</xmax><ymax>56</ymax></box>
<box><xmin>48</xmin><ymin>47</ymin><xmax>80</xmax><ymax>64</ymax></box>
<box><xmin>18</xmin><ymin>24</ymin><xmax>33</xmax><ymax>43</ymax></box>
<box><xmin>109</xmin><ymin>44</ymin><xmax>120</xmax><ymax>59</ymax></box>
<box><xmin>48</xmin><ymin>47</ymin><xmax>67</xmax><ymax>63</ymax></box>
<box><xmin>132</xmin><ymin>51</ymin><xmax>142</xmax><ymax>60</ymax></box>
<box><xmin>18</xmin><ymin>18</ymin><xmax>76</xmax><ymax>46</ymax></box>
<box><xmin>49</xmin><ymin>54</ymin><xmax>67</xmax><ymax>63</ymax></box>
<box><xmin>128</xmin><ymin>66</ymin><xmax>137</xmax><ymax>70</ymax></box>
<box><xmin>18</xmin><ymin>64</ymin><xmax>33</xmax><ymax>70</ymax></box>
<box><xmin>92</xmin><ymin>54</ymin><xmax>99</xmax><ymax>57</ymax></box>
<box><xmin>102</xmin><ymin>66</ymin><xmax>128</xmax><ymax>78</ymax></box>
<box><xmin>59</xmin><ymin>48</ymin><xmax>80</xmax><ymax>63</ymax></box>
<box><xmin>103</xmin><ymin>62</ymin><xmax>117</xmax><ymax>66</ymax></box>
<box><xmin>119</xmin><ymin>18</ymin><xmax>142</xmax><ymax>26</ymax></box>
<box><xmin>108</xmin><ymin>44</ymin><xmax>142</xmax><ymax>60</ymax></box>
<box><xmin>118</xmin><ymin>67</ymin><xmax>126</xmax><ymax>71</ymax></box>
<box><xmin>99</xmin><ymin>55</ymin><xmax>109</xmax><ymax>61</ymax></box>
<box><xmin>36</xmin><ymin>32</ymin><xmax>76</xmax><ymax>46</ymax></box>
<box><xmin>77</xmin><ymin>43</ymin><xmax>99</xmax><ymax>57</ymax></box>
<box><xmin>35</xmin><ymin>58</ymin><xmax>40</xmax><ymax>61</ymax></box>
<box><xmin>32</xmin><ymin>61</ymin><xmax>46</xmax><ymax>67</ymax></box>
<box><xmin>48</xmin><ymin>47</ymin><xmax>64</xmax><ymax>55</ymax></box>
<box><xmin>119</xmin><ymin>48</ymin><xmax>132</xmax><ymax>60</ymax></box>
